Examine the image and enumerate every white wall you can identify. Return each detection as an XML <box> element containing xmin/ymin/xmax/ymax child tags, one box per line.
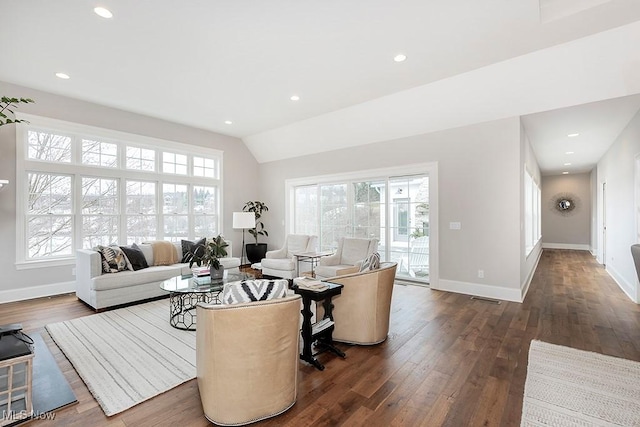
<box><xmin>596</xmin><ymin>108</ymin><xmax>640</xmax><ymax>303</ymax></box>
<box><xmin>258</xmin><ymin>117</ymin><xmax>529</xmax><ymax>302</ymax></box>
<box><xmin>0</xmin><ymin>81</ymin><xmax>259</xmax><ymax>302</ymax></box>
<box><xmin>541</xmin><ymin>173</ymin><xmax>592</xmax><ymax>250</ymax></box>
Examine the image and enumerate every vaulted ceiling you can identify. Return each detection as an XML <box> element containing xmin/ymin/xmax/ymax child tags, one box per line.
<box><xmin>2</xmin><ymin>0</ymin><xmax>640</xmax><ymax>172</ymax></box>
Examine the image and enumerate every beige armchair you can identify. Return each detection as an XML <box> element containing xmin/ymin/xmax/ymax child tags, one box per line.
<box><xmin>319</xmin><ymin>262</ymin><xmax>397</xmax><ymax>345</ymax></box>
<box><xmin>261</xmin><ymin>234</ymin><xmax>318</xmax><ymax>279</ymax></box>
<box><xmin>196</xmin><ymin>294</ymin><xmax>301</xmax><ymax>426</ymax></box>
<box><xmin>315</xmin><ymin>237</ymin><xmax>378</xmax><ymax>279</ymax></box>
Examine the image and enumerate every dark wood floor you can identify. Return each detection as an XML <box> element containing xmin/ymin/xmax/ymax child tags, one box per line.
<box><xmin>2</xmin><ymin>249</ymin><xmax>639</xmax><ymax>426</ymax></box>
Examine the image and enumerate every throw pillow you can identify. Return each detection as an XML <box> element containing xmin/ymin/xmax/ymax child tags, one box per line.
<box><xmin>359</xmin><ymin>252</ymin><xmax>381</xmax><ymax>272</ymax></box>
<box><xmin>119</xmin><ymin>243</ymin><xmax>149</xmax><ymax>271</ymax></box>
<box><xmin>222</xmin><ymin>279</ymin><xmax>289</xmax><ymax>305</ymax></box>
<box><xmin>93</xmin><ymin>246</ymin><xmax>112</xmax><ymax>274</ymax></box>
<box><xmin>96</xmin><ymin>245</ymin><xmax>133</xmax><ymax>273</ymax></box>
<box><xmin>181</xmin><ymin>238</ymin><xmax>206</xmax><ymax>264</ymax></box>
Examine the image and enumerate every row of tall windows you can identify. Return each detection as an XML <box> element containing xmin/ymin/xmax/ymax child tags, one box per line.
<box><xmin>524</xmin><ymin>168</ymin><xmax>542</xmax><ymax>255</ymax></box>
<box><xmin>17</xmin><ymin>117</ymin><xmax>222</xmax><ymax>264</ymax></box>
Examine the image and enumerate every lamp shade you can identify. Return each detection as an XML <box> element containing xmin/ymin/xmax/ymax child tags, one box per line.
<box><xmin>233</xmin><ymin>212</ymin><xmax>255</xmax><ymax>229</ymax></box>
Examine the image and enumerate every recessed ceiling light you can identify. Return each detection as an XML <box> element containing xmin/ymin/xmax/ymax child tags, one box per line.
<box><xmin>290</xmin><ymin>95</ymin><xmax>300</xmax><ymax>101</ymax></box>
<box><xmin>94</xmin><ymin>7</ymin><xmax>113</xmax><ymax>18</ymax></box>
<box><xmin>562</xmin><ymin>171</ymin><xmax>569</xmax><ymax>174</ymax></box>
<box><xmin>393</xmin><ymin>54</ymin><xmax>407</xmax><ymax>62</ymax></box>
<box><xmin>567</xmin><ymin>133</ymin><xmax>580</xmax><ymax>137</ymax></box>
<box><xmin>224</xmin><ymin>120</ymin><xmax>232</xmax><ymax>125</ymax></box>
<box><xmin>565</xmin><ymin>151</ymin><xmax>575</xmax><ymax>155</ymax></box>
<box><xmin>55</xmin><ymin>72</ymin><xmax>70</xmax><ymax>79</ymax></box>
<box><xmin>564</xmin><ymin>162</ymin><xmax>572</xmax><ymax>166</ymax></box>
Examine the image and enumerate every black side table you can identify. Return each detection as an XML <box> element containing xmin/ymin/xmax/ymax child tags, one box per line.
<box><xmin>293</xmin><ymin>282</ymin><xmax>346</xmax><ymax>370</ymax></box>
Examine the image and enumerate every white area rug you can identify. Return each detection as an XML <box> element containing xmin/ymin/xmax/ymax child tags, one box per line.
<box><xmin>522</xmin><ymin>340</ymin><xmax>640</xmax><ymax>426</ymax></box>
<box><xmin>46</xmin><ymin>299</ymin><xmax>195</xmax><ymax>416</ymax></box>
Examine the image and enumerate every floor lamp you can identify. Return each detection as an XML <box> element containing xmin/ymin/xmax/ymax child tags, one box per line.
<box><xmin>233</xmin><ymin>212</ymin><xmax>255</xmax><ymax>267</ymax></box>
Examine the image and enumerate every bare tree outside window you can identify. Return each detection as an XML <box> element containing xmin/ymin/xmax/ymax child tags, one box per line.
<box><xmin>82</xmin><ymin>177</ymin><xmax>119</xmax><ymax>247</ymax></box>
<box><xmin>27</xmin><ymin>172</ymin><xmax>73</xmax><ymax>258</ymax></box>
<box><xmin>19</xmin><ymin>121</ymin><xmax>222</xmax><ymax>261</ymax></box>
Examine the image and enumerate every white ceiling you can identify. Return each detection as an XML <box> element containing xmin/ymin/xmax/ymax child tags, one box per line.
<box><xmin>1</xmin><ymin>0</ymin><xmax>640</xmax><ymax>170</ymax></box>
<box><xmin>522</xmin><ymin>95</ymin><xmax>640</xmax><ymax>175</ymax></box>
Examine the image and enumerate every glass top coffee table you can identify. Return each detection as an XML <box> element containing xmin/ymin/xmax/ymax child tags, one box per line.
<box><xmin>161</xmin><ymin>271</ymin><xmax>254</xmax><ymax>330</ymax></box>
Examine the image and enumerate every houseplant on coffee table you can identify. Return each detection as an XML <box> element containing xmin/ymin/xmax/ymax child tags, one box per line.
<box><xmin>242</xmin><ymin>201</ymin><xmax>269</xmax><ymax>264</ymax></box>
<box><xmin>188</xmin><ymin>235</ymin><xmax>229</xmax><ymax>279</ymax></box>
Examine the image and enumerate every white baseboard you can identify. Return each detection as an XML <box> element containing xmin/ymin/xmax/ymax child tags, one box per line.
<box><xmin>605</xmin><ymin>264</ymin><xmax>638</xmax><ymax>303</ymax></box>
<box><xmin>521</xmin><ymin>248</ymin><xmax>543</xmax><ymax>301</ymax></box>
<box><xmin>542</xmin><ymin>243</ymin><xmax>591</xmax><ymax>250</ymax></box>
<box><xmin>0</xmin><ymin>281</ymin><xmax>76</xmax><ymax>304</ymax></box>
<box><xmin>434</xmin><ymin>279</ymin><xmax>522</xmax><ymax>303</ymax></box>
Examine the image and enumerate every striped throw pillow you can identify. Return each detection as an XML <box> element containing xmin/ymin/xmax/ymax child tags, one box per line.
<box><xmin>222</xmin><ymin>279</ymin><xmax>289</xmax><ymax>305</ymax></box>
<box><xmin>359</xmin><ymin>252</ymin><xmax>381</xmax><ymax>272</ymax></box>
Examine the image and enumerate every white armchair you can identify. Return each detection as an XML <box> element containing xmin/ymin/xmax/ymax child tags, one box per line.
<box><xmin>261</xmin><ymin>234</ymin><xmax>318</xmax><ymax>279</ymax></box>
<box><xmin>315</xmin><ymin>237</ymin><xmax>379</xmax><ymax>279</ymax></box>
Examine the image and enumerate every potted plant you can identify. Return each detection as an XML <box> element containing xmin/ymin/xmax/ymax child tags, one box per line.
<box><xmin>0</xmin><ymin>96</ymin><xmax>34</xmax><ymax>127</ymax></box>
<box><xmin>243</xmin><ymin>200</ymin><xmax>269</xmax><ymax>264</ymax></box>
<box><xmin>188</xmin><ymin>235</ymin><xmax>229</xmax><ymax>279</ymax></box>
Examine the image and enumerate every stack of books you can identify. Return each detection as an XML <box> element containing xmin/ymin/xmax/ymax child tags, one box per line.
<box><xmin>191</xmin><ymin>266</ymin><xmax>210</xmax><ymax>277</ymax></box>
<box><xmin>193</xmin><ymin>275</ymin><xmax>211</xmax><ymax>285</ymax></box>
<box><xmin>293</xmin><ymin>277</ymin><xmax>329</xmax><ymax>292</ymax></box>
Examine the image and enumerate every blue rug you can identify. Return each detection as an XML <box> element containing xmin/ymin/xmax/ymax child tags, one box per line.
<box><xmin>5</xmin><ymin>332</ymin><xmax>77</xmax><ymax>426</ymax></box>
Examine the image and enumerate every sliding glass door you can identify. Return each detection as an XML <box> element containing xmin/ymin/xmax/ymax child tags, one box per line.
<box><xmin>293</xmin><ymin>173</ymin><xmax>429</xmax><ymax>284</ymax></box>
<box><xmin>388</xmin><ymin>176</ymin><xmax>429</xmax><ymax>281</ymax></box>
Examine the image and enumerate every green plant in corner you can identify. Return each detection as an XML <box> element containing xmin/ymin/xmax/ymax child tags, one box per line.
<box><xmin>242</xmin><ymin>201</ymin><xmax>269</xmax><ymax>244</ymax></box>
<box><xmin>0</xmin><ymin>96</ymin><xmax>35</xmax><ymax>127</ymax></box>
<box><xmin>188</xmin><ymin>235</ymin><xmax>229</xmax><ymax>270</ymax></box>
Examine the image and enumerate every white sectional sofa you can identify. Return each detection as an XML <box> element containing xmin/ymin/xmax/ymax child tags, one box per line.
<box><xmin>76</xmin><ymin>241</ymin><xmax>240</xmax><ymax>310</ymax></box>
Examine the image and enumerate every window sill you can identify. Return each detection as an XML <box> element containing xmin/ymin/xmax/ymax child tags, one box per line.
<box><xmin>15</xmin><ymin>258</ymin><xmax>75</xmax><ymax>270</ymax></box>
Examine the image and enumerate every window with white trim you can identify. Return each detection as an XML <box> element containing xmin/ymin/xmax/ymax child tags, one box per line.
<box><xmin>524</xmin><ymin>168</ymin><xmax>542</xmax><ymax>255</ymax></box>
<box><xmin>81</xmin><ymin>139</ymin><xmax>118</xmax><ymax>168</ymax></box>
<box><xmin>126</xmin><ymin>146</ymin><xmax>155</xmax><ymax>172</ymax></box>
<box><xmin>125</xmin><ymin>180</ymin><xmax>157</xmax><ymax>243</ymax></box>
<box><xmin>16</xmin><ymin>115</ymin><xmax>223</xmax><ymax>266</ymax></box>
<box><xmin>162</xmin><ymin>151</ymin><xmax>188</xmax><ymax>175</ymax></box>
<box><xmin>27</xmin><ymin>172</ymin><xmax>73</xmax><ymax>259</ymax></box>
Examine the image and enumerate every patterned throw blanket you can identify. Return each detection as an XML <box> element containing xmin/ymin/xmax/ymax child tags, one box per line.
<box><xmin>147</xmin><ymin>240</ymin><xmax>179</xmax><ymax>265</ymax></box>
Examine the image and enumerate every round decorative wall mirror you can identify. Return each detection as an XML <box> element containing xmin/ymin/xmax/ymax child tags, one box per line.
<box><xmin>557</xmin><ymin>199</ymin><xmax>572</xmax><ymax>211</ymax></box>
<box><xmin>551</xmin><ymin>193</ymin><xmax>578</xmax><ymax>215</ymax></box>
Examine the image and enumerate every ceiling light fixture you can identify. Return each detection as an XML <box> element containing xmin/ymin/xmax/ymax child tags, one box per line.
<box><xmin>562</xmin><ymin>172</ymin><xmax>569</xmax><ymax>175</ymax></box>
<box><xmin>224</xmin><ymin>120</ymin><xmax>232</xmax><ymax>125</ymax></box>
<box><xmin>94</xmin><ymin>7</ymin><xmax>113</xmax><ymax>18</ymax></box>
<box><xmin>55</xmin><ymin>72</ymin><xmax>70</xmax><ymax>79</ymax></box>
<box><xmin>567</xmin><ymin>133</ymin><xmax>580</xmax><ymax>137</ymax></box>
<box><xmin>564</xmin><ymin>162</ymin><xmax>572</xmax><ymax>166</ymax></box>
<box><xmin>565</xmin><ymin>151</ymin><xmax>574</xmax><ymax>155</ymax></box>
<box><xmin>290</xmin><ymin>95</ymin><xmax>300</xmax><ymax>101</ymax></box>
<box><xmin>393</xmin><ymin>54</ymin><xmax>407</xmax><ymax>62</ymax></box>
